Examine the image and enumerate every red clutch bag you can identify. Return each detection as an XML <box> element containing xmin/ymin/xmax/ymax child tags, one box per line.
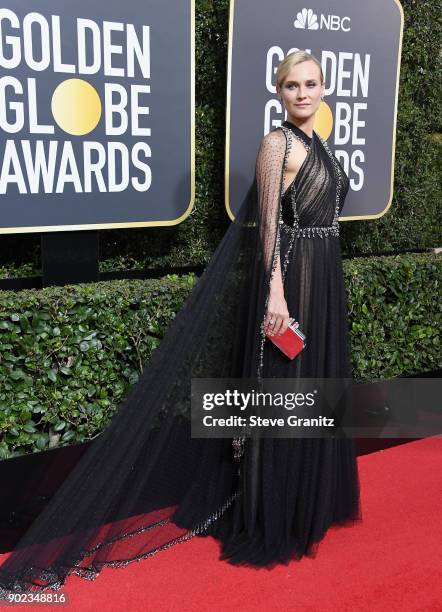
<box><xmin>265</xmin><ymin>317</ymin><xmax>306</xmax><ymax>359</ymax></box>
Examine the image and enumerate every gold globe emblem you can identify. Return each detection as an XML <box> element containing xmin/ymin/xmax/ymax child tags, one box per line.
<box><xmin>51</xmin><ymin>79</ymin><xmax>102</xmax><ymax>136</ymax></box>
<box><xmin>314</xmin><ymin>99</ymin><xmax>334</xmax><ymax>141</ymax></box>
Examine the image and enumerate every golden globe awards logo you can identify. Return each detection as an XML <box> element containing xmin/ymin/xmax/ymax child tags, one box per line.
<box><xmin>0</xmin><ymin>9</ymin><xmax>152</xmax><ymax>195</ymax></box>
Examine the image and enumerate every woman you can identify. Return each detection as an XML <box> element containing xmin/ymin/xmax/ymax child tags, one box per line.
<box><xmin>203</xmin><ymin>51</ymin><xmax>362</xmax><ymax>566</ymax></box>
<box><xmin>0</xmin><ymin>51</ymin><xmax>361</xmax><ymax>595</ymax></box>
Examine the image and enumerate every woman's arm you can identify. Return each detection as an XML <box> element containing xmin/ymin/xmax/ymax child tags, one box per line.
<box><xmin>255</xmin><ymin>129</ymin><xmax>290</xmax><ymax>336</ymax></box>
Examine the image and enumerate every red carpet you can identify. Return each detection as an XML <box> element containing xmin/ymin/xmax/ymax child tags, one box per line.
<box><xmin>1</xmin><ymin>436</ymin><xmax>441</xmax><ymax>611</ymax></box>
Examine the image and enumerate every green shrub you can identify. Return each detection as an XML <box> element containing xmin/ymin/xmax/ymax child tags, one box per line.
<box><xmin>0</xmin><ymin>252</ymin><xmax>440</xmax><ymax>459</ymax></box>
<box><xmin>0</xmin><ymin>275</ymin><xmax>197</xmax><ymax>459</ymax></box>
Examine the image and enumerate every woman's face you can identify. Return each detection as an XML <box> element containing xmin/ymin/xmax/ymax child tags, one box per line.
<box><xmin>278</xmin><ymin>60</ymin><xmax>325</xmax><ymax>120</ymax></box>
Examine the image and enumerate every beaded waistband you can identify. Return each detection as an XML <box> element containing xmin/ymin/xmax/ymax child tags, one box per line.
<box><xmin>279</xmin><ymin>219</ymin><xmax>340</xmax><ymax>238</ymax></box>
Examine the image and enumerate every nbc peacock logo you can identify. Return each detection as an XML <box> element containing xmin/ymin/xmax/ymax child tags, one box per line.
<box><xmin>294</xmin><ymin>7</ymin><xmax>351</xmax><ymax>32</ymax></box>
<box><xmin>294</xmin><ymin>8</ymin><xmax>319</xmax><ymax>30</ymax></box>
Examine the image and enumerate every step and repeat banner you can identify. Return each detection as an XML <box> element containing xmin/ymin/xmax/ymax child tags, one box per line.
<box><xmin>0</xmin><ymin>1</ymin><xmax>194</xmax><ymax>233</ymax></box>
<box><xmin>225</xmin><ymin>0</ymin><xmax>404</xmax><ymax>221</ymax></box>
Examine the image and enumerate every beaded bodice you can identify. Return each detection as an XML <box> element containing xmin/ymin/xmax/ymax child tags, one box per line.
<box><xmin>278</xmin><ymin>121</ymin><xmax>349</xmax><ymax>239</ymax></box>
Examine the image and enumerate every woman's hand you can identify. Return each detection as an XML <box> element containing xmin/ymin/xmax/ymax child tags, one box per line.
<box><xmin>264</xmin><ymin>290</ymin><xmax>291</xmax><ymax>336</ymax></box>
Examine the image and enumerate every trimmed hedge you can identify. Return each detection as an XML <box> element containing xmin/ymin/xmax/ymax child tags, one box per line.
<box><xmin>0</xmin><ymin>252</ymin><xmax>440</xmax><ymax>459</ymax></box>
<box><xmin>0</xmin><ymin>0</ymin><xmax>440</xmax><ymax>277</ymax></box>
<box><xmin>0</xmin><ymin>274</ymin><xmax>197</xmax><ymax>459</ymax></box>
<box><xmin>346</xmin><ymin>252</ymin><xmax>441</xmax><ymax>378</ymax></box>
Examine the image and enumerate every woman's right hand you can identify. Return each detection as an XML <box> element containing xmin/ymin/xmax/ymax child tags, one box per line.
<box><xmin>264</xmin><ymin>291</ymin><xmax>291</xmax><ymax>336</ymax></box>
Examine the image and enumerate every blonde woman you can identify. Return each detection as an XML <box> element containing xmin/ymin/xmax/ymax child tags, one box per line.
<box><xmin>211</xmin><ymin>50</ymin><xmax>362</xmax><ymax>565</ymax></box>
<box><xmin>0</xmin><ymin>52</ymin><xmax>361</xmax><ymax>594</ymax></box>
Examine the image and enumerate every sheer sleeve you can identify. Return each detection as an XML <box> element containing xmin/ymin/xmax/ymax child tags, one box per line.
<box><xmin>255</xmin><ymin>128</ymin><xmax>288</xmax><ymax>287</ymax></box>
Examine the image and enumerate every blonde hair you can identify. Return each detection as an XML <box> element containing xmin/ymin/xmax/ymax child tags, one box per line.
<box><xmin>276</xmin><ymin>51</ymin><xmax>324</xmax><ymax>93</ymax></box>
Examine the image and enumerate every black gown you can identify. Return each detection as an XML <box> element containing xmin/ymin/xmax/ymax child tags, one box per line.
<box><xmin>199</xmin><ymin>122</ymin><xmax>362</xmax><ymax>566</ymax></box>
<box><xmin>0</xmin><ymin>121</ymin><xmax>361</xmax><ymax>595</ymax></box>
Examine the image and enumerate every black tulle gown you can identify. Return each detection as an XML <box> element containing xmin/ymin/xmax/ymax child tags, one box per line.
<box><xmin>0</xmin><ymin>120</ymin><xmax>361</xmax><ymax>595</ymax></box>
<box><xmin>200</xmin><ymin>122</ymin><xmax>362</xmax><ymax>565</ymax></box>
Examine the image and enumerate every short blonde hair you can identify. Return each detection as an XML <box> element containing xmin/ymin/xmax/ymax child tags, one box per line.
<box><xmin>276</xmin><ymin>51</ymin><xmax>324</xmax><ymax>93</ymax></box>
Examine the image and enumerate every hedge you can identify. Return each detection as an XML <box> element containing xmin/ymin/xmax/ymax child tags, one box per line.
<box><xmin>0</xmin><ymin>251</ymin><xmax>440</xmax><ymax>459</ymax></box>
